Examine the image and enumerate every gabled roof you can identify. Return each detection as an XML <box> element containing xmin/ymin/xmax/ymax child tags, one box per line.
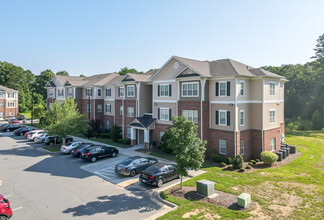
<box><xmin>150</xmin><ymin>56</ymin><xmax>285</xmax><ymax>80</ymax></box>
<box><xmin>121</xmin><ymin>70</ymin><xmax>157</xmax><ymax>83</ymax></box>
<box><xmin>129</xmin><ymin>114</ymin><xmax>157</xmax><ymax>128</ymax></box>
<box><xmin>0</xmin><ymin>85</ymin><xmax>18</xmax><ymax>92</ymax></box>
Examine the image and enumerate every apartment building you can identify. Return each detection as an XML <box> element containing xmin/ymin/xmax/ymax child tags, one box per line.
<box><xmin>0</xmin><ymin>85</ymin><xmax>19</xmax><ymax>119</ymax></box>
<box><xmin>45</xmin><ymin>56</ymin><xmax>286</xmax><ymax>160</ymax></box>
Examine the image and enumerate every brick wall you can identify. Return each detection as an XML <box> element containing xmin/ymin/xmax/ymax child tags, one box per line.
<box><xmin>206</xmin><ymin>129</ymin><xmax>235</xmax><ymax>157</ymax></box>
<box><xmin>178</xmin><ymin>100</ymin><xmax>202</xmax><ymax>136</ymax></box>
<box><xmin>251</xmin><ymin>129</ymin><xmax>262</xmax><ymax>159</ymax></box>
<box><xmin>103</xmin><ymin>115</ymin><xmax>115</xmax><ymax>128</ymax></box>
<box><xmin>152</xmin><ymin>123</ymin><xmax>171</xmax><ymax>144</ymax></box>
<box><xmin>263</xmin><ymin>127</ymin><xmax>281</xmax><ymax>152</ymax></box>
<box><xmin>123</xmin><ymin>100</ymin><xmax>136</xmax><ymax>138</ymax></box>
<box><xmin>115</xmin><ymin>100</ymin><xmax>123</xmax><ymax>126</ymax></box>
<box><xmin>46</xmin><ymin>98</ymin><xmax>54</xmax><ymax>109</ymax></box>
<box><xmin>236</xmin><ymin>130</ymin><xmax>254</xmax><ymax>160</ymax></box>
<box><xmin>280</xmin><ymin>122</ymin><xmax>285</xmax><ymax>135</ymax></box>
<box><xmin>74</xmin><ymin>99</ymin><xmax>83</xmax><ymax>114</ymax></box>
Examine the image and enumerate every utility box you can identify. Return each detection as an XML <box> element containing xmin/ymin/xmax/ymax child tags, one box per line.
<box><xmin>237</xmin><ymin>193</ymin><xmax>251</xmax><ymax>208</ymax></box>
<box><xmin>289</xmin><ymin>145</ymin><xmax>296</xmax><ymax>154</ymax></box>
<box><xmin>284</xmin><ymin>148</ymin><xmax>290</xmax><ymax>156</ymax></box>
<box><xmin>196</xmin><ymin>180</ymin><xmax>214</xmax><ymax>197</ymax></box>
<box><xmin>275</xmin><ymin>151</ymin><xmax>283</xmax><ymax>161</ymax></box>
<box><xmin>279</xmin><ymin>149</ymin><xmax>286</xmax><ymax>159</ymax></box>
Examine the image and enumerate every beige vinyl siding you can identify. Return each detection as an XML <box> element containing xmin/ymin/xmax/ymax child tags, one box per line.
<box><xmin>263</xmin><ymin>103</ymin><xmax>280</xmax><ymax>129</ymax></box>
<box><xmin>104</xmin><ymin>101</ymin><xmax>115</xmax><ymax>116</ymax></box>
<box><xmin>209</xmin><ymin>79</ymin><xmax>235</xmax><ymax>102</ymax></box>
<box><xmin>154</xmin><ymin>59</ymin><xmax>186</xmax><ymax>81</ymax></box>
<box><xmin>279</xmin><ymin>102</ymin><xmax>284</xmax><ymax>123</ymax></box>
<box><xmin>264</xmin><ymin>79</ymin><xmax>280</xmax><ymax>101</ymax></box>
<box><xmin>139</xmin><ymin>85</ymin><xmax>152</xmax><ymax>115</ymax></box>
<box><xmin>104</xmin><ymin>86</ymin><xmax>115</xmax><ymax>99</ymax></box>
<box><xmin>210</xmin><ymin>103</ymin><xmax>234</xmax><ymax>131</ymax></box>
<box><xmin>153</xmin><ymin>102</ymin><xmax>176</xmax><ymax>125</ymax></box>
<box><xmin>236</xmin><ymin>79</ymin><xmax>251</xmax><ymax>101</ymax></box>
<box><xmin>82</xmin><ymin>87</ymin><xmax>94</xmax><ymax>99</ymax></box>
<box><xmin>279</xmin><ymin>81</ymin><xmax>284</xmax><ymax>101</ymax></box>
<box><xmin>95</xmin><ymin>87</ymin><xmax>104</xmax><ymax>99</ymax></box>
<box><xmin>250</xmin><ymin>103</ymin><xmax>262</xmax><ymax>129</ymax></box>
<box><xmin>249</xmin><ymin>79</ymin><xmax>262</xmax><ymax>101</ymax></box>
<box><xmin>75</xmin><ymin>88</ymin><xmax>82</xmax><ymax>99</ymax></box>
<box><xmin>115</xmin><ymin>86</ymin><xmax>124</xmax><ymax>100</ymax></box>
<box><xmin>237</xmin><ymin>103</ymin><xmax>250</xmax><ymax>131</ymax></box>
<box><xmin>152</xmin><ymin>82</ymin><xmax>177</xmax><ymax>101</ymax></box>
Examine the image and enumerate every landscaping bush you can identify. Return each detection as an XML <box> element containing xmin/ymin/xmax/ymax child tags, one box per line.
<box><xmin>207</xmin><ymin>149</ymin><xmax>214</xmax><ymax>157</ymax></box>
<box><xmin>111</xmin><ymin>125</ymin><xmax>122</xmax><ymax>142</ymax></box>
<box><xmin>100</xmin><ymin>133</ymin><xmax>111</xmax><ymax>139</ymax></box>
<box><xmin>261</xmin><ymin>151</ymin><xmax>279</xmax><ymax>166</ymax></box>
<box><xmin>94</xmin><ymin>133</ymin><xmax>101</xmax><ymax>138</ymax></box>
<box><xmin>225</xmin><ymin>156</ymin><xmax>232</xmax><ymax>165</ymax></box>
<box><xmin>239</xmin><ymin>168</ymin><xmax>245</xmax><ymax>172</ymax></box>
<box><xmin>118</xmin><ymin>138</ymin><xmax>130</xmax><ymax>145</ymax></box>
<box><xmin>312</xmin><ymin>110</ymin><xmax>323</xmax><ymax>130</ymax></box>
<box><xmin>256</xmin><ymin>159</ymin><xmax>260</xmax><ymax>162</ymax></box>
<box><xmin>246</xmin><ymin>165</ymin><xmax>252</xmax><ymax>169</ymax></box>
<box><xmin>232</xmin><ymin>154</ymin><xmax>244</xmax><ymax>169</ymax></box>
<box><xmin>248</xmin><ymin>162</ymin><xmax>254</xmax><ymax>166</ymax></box>
<box><xmin>250</xmin><ymin>160</ymin><xmax>256</xmax><ymax>165</ymax></box>
<box><xmin>159</xmin><ymin>128</ymin><xmax>174</xmax><ymax>153</ymax></box>
<box><xmin>212</xmin><ymin>154</ymin><xmax>222</xmax><ymax>163</ymax></box>
<box><xmin>220</xmin><ymin>162</ymin><xmax>226</xmax><ymax>167</ymax></box>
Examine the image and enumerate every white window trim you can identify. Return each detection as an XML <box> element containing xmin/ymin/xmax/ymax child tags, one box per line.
<box><xmin>159</xmin><ymin>84</ymin><xmax>170</xmax><ymax>97</ymax></box>
<box><xmin>219</xmin><ymin>140</ymin><xmax>226</xmax><ymax>155</ymax></box>
<box><xmin>270</xmin><ymin>138</ymin><xmax>276</xmax><ymax>151</ymax></box>
<box><xmin>127</xmin><ymin>107</ymin><xmax>134</xmax><ymax>117</ymax></box>
<box><xmin>239</xmin><ymin>110</ymin><xmax>245</xmax><ymax>126</ymax></box>
<box><xmin>97</xmin><ymin>88</ymin><xmax>102</xmax><ymax>97</ymax></box>
<box><xmin>120</xmin><ymin>106</ymin><xmax>123</xmax><ymax>115</ymax></box>
<box><xmin>120</xmin><ymin>87</ymin><xmax>125</xmax><ymax>97</ymax></box>
<box><xmin>240</xmin><ymin>140</ymin><xmax>245</xmax><ymax>155</ymax></box>
<box><xmin>239</xmin><ymin>80</ymin><xmax>245</xmax><ymax>96</ymax></box>
<box><xmin>182</xmin><ymin>82</ymin><xmax>199</xmax><ymax>97</ymax></box>
<box><xmin>219</xmin><ymin>81</ymin><xmax>227</xmax><ymax>97</ymax></box>
<box><xmin>127</xmin><ymin>85</ymin><xmax>135</xmax><ymax>97</ymax></box>
<box><xmin>58</xmin><ymin>89</ymin><xmax>64</xmax><ymax>97</ymax></box>
<box><xmin>0</xmin><ymin>93</ymin><xmax>4</xmax><ymax>98</ymax></box>
<box><xmin>127</xmin><ymin>128</ymin><xmax>131</xmax><ymax>138</ymax></box>
<box><xmin>106</xmin><ymin>104</ymin><xmax>111</xmax><ymax>113</ymax></box>
<box><xmin>87</xmin><ymin>104</ymin><xmax>91</xmax><ymax>112</ymax></box>
<box><xmin>269</xmin><ymin>82</ymin><xmax>276</xmax><ymax>96</ymax></box>
<box><xmin>219</xmin><ymin>110</ymin><xmax>227</xmax><ymax>126</ymax></box>
<box><xmin>269</xmin><ymin>109</ymin><xmax>276</xmax><ymax>124</ymax></box>
<box><xmin>182</xmin><ymin>110</ymin><xmax>198</xmax><ymax>124</ymax></box>
<box><xmin>160</xmin><ymin>107</ymin><xmax>170</xmax><ymax>121</ymax></box>
<box><xmin>86</xmin><ymin>88</ymin><xmax>92</xmax><ymax>97</ymax></box>
<box><xmin>98</xmin><ymin>104</ymin><xmax>102</xmax><ymax>113</ymax></box>
<box><xmin>106</xmin><ymin>88</ymin><xmax>111</xmax><ymax>97</ymax></box>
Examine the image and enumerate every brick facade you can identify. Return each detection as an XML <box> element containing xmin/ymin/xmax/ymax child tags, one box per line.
<box><xmin>251</xmin><ymin>129</ymin><xmax>262</xmax><ymax>159</ymax></box>
<box><xmin>178</xmin><ymin>101</ymin><xmax>202</xmax><ymax>136</ymax></box>
<box><xmin>206</xmin><ymin>129</ymin><xmax>235</xmax><ymax>158</ymax></box>
<box><xmin>123</xmin><ymin>100</ymin><xmax>136</xmax><ymax>138</ymax></box>
<box><xmin>263</xmin><ymin>126</ymin><xmax>282</xmax><ymax>152</ymax></box>
<box><xmin>103</xmin><ymin>115</ymin><xmax>115</xmax><ymax>128</ymax></box>
<box><xmin>280</xmin><ymin>122</ymin><xmax>285</xmax><ymax>135</ymax></box>
<box><xmin>152</xmin><ymin>123</ymin><xmax>171</xmax><ymax>144</ymax></box>
<box><xmin>115</xmin><ymin>100</ymin><xmax>123</xmax><ymax>126</ymax></box>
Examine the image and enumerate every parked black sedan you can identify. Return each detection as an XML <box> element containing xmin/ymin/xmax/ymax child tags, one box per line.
<box><xmin>115</xmin><ymin>156</ymin><xmax>158</xmax><ymax>177</ymax></box>
<box><xmin>139</xmin><ymin>163</ymin><xmax>179</xmax><ymax>187</ymax></box>
<box><xmin>1</xmin><ymin>124</ymin><xmax>22</xmax><ymax>132</ymax></box>
<box><xmin>44</xmin><ymin>136</ymin><xmax>73</xmax><ymax>145</ymax></box>
<box><xmin>13</xmin><ymin>126</ymin><xmax>34</xmax><ymax>136</ymax></box>
<box><xmin>80</xmin><ymin>145</ymin><xmax>119</xmax><ymax>162</ymax></box>
<box><xmin>70</xmin><ymin>143</ymin><xmax>94</xmax><ymax>157</ymax></box>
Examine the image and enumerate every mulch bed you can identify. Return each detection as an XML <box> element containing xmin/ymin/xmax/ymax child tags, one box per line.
<box><xmin>167</xmin><ymin>186</ymin><xmax>256</xmax><ymax>211</ymax></box>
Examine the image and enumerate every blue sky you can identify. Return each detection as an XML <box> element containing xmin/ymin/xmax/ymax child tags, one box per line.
<box><xmin>0</xmin><ymin>0</ymin><xmax>323</xmax><ymax>76</ymax></box>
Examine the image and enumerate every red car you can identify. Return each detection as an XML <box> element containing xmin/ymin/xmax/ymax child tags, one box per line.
<box><xmin>10</xmin><ymin>119</ymin><xmax>20</xmax><ymax>124</ymax></box>
<box><xmin>0</xmin><ymin>194</ymin><xmax>12</xmax><ymax>219</ymax></box>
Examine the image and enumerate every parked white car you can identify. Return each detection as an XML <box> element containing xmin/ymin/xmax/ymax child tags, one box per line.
<box><xmin>27</xmin><ymin>130</ymin><xmax>45</xmax><ymax>141</ymax></box>
<box><xmin>34</xmin><ymin>134</ymin><xmax>48</xmax><ymax>143</ymax></box>
<box><xmin>60</xmin><ymin>142</ymin><xmax>83</xmax><ymax>154</ymax></box>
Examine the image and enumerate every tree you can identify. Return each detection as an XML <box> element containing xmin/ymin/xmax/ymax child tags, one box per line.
<box><xmin>45</xmin><ymin>98</ymin><xmax>89</xmax><ymax>145</ymax></box>
<box><xmin>111</xmin><ymin>125</ymin><xmax>122</xmax><ymax>142</ymax></box>
<box><xmin>312</xmin><ymin>33</ymin><xmax>324</xmax><ymax>63</ymax></box>
<box><xmin>167</xmin><ymin>116</ymin><xmax>206</xmax><ymax>189</ymax></box>
<box><xmin>34</xmin><ymin>69</ymin><xmax>54</xmax><ymax>101</ymax></box>
<box><xmin>33</xmin><ymin>104</ymin><xmax>46</xmax><ymax>119</ymax></box>
<box><xmin>312</xmin><ymin>110</ymin><xmax>323</xmax><ymax>130</ymax></box>
<box><xmin>56</xmin><ymin>71</ymin><xmax>69</xmax><ymax>76</ymax></box>
<box><xmin>80</xmin><ymin>74</ymin><xmax>85</xmax><ymax>77</ymax></box>
<box><xmin>117</xmin><ymin>67</ymin><xmax>142</xmax><ymax>75</ymax></box>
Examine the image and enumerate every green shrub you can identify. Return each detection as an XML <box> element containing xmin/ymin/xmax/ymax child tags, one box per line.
<box><xmin>220</xmin><ymin>162</ymin><xmax>226</xmax><ymax>167</ymax></box>
<box><xmin>239</xmin><ymin>168</ymin><xmax>245</xmax><ymax>172</ymax></box>
<box><xmin>207</xmin><ymin>149</ymin><xmax>214</xmax><ymax>157</ymax></box>
<box><xmin>312</xmin><ymin>110</ymin><xmax>323</xmax><ymax>130</ymax></box>
<box><xmin>117</xmin><ymin>138</ymin><xmax>130</xmax><ymax>145</ymax></box>
<box><xmin>212</xmin><ymin>154</ymin><xmax>222</xmax><ymax>163</ymax></box>
<box><xmin>159</xmin><ymin>128</ymin><xmax>173</xmax><ymax>153</ymax></box>
<box><xmin>111</xmin><ymin>125</ymin><xmax>122</xmax><ymax>142</ymax></box>
<box><xmin>100</xmin><ymin>133</ymin><xmax>110</xmax><ymax>139</ymax></box>
<box><xmin>261</xmin><ymin>151</ymin><xmax>278</xmax><ymax>166</ymax></box>
<box><xmin>94</xmin><ymin>133</ymin><xmax>101</xmax><ymax>138</ymax></box>
<box><xmin>248</xmin><ymin>162</ymin><xmax>253</xmax><ymax>166</ymax></box>
<box><xmin>256</xmin><ymin>159</ymin><xmax>260</xmax><ymax>162</ymax></box>
<box><xmin>232</xmin><ymin>154</ymin><xmax>244</xmax><ymax>169</ymax></box>
<box><xmin>250</xmin><ymin>160</ymin><xmax>256</xmax><ymax>165</ymax></box>
<box><xmin>225</xmin><ymin>156</ymin><xmax>233</xmax><ymax>165</ymax></box>
<box><xmin>246</xmin><ymin>165</ymin><xmax>252</xmax><ymax>169</ymax></box>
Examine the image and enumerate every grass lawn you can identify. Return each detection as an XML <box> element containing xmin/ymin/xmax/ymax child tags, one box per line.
<box><xmin>42</xmin><ymin>145</ymin><xmax>61</xmax><ymax>152</ymax></box>
<box><xmin>158</xmin><ymin>131</ymin><xmax>324</xmax><ymax>220</ymax></box>
<box><xmin>74</xmin><ymin>134</ymin><xmax>131</xmax><ymax>148</ymax></box>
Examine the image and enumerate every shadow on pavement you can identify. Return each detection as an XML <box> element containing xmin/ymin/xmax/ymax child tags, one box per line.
<box><xmin>62</xmin><ymin>191</ymin><xmax>161</xmax><ymax>216</ymax></box>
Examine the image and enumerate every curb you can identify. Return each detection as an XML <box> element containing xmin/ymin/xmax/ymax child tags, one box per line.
<box><xmin>37</xmin><ymin>147</ymin><xmax>60</xmax><ymax>154</ymax></box>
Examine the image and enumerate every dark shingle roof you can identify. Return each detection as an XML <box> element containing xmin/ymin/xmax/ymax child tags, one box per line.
<box><xmin>129</xmin><ymin>114</ymin><xmax>157</xmax><ymax>128</ymax></box>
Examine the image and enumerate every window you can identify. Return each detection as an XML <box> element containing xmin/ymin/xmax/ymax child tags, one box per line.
<box><xmin>182</xmin><ymin>82</ymin><xmax>199</xmax><ymax>97</ymax></box>
<box><xmin>8</xmin><ymin>93</ymin><xmax>14</xmax><ymax>98</ymax></box>
<box><xmin>219</xmin><ymin>140</ymin><xmax>226</xmax><ymax>155</ymax></box>
<box><xmin>160</xmin><ymin>132</ymin><xmax>165</xmax><ymax>140</ymax></box>
<box><xmin>240</xmin><ymin>140</ymin><xmax>245</xmax><ymax>155</ymax></box>
<box><xmin>182</xmin><ymin>110</ymin><xmax>198</xmax><ymax>124</ymax></box>
<box><xmin>127</xmin><ymin>107</ymin><xmax>134</xmax><ymax>117</ymax></box>
<box><xmin>270</xmin><ymin>138</ymin><xmax>276</xmax><ymax>151</ymax></box>
<box><xmin>87</xmin><ymin>104</ymin><xmax>91</xmax><ymax>112</ymax></box>
<box><xmin>48</xmin><ymin>90</ymin><xmax>53</xmax><ymax>97</ymax></box>
<box><xmin>97</xmin><ymin>88</ymin><xmax>102</xmax><ymax>97</ymax></box>
<box><xmin>120</xmin><ymin>106</ymin><xmax>123</xmax><ymax>115</ymax></box>
<box><xmin>219</xmin><ymin>110</ymin><xmax>227</xmax><ymax>126</ymax></box>
<box><xmin>68</xmin><ymin>88</ymin><xmax>73</xmax><ymax>97</ymax></box>
<box><xmin>106</xmin><ymin>120</ymin><xmax>110</xmax><ymax>128</ymax></box>
<box><xmin>240</xmin><ymin>110</ymin><xmax>244</xmax><ymax>126</ymax></box>
<box><xmin>86</xmin><ymin>88</ymin><xmax>92</xmax><ymax>96</ymax></box>
<box><xmin>127</xmin><ymin>85</ymin><xmax>135</xmax><ymax>97</ymax></box>
<box><xmin>127</xmin><ymin>128</ymin><xmax>131</xmax><ymax>138</ymax></box>
<box><xmin>8</xmin><ymin>102</ymin><xmax>14</xmax><ymax>107</ymax></box>
<box><xmin>58</xmin><ymin>89</ymin><xmax>63</xmax><ymax>97</ymax></box>
<box><xmin>0</xmin><ymin>93</ymin><xmax>4</xmax><ymax>98</ymax></box>
<box><xmin>106</xmin><ymin>88</ymin><xmax>111</xmax><ymax>97</ymax></box>
<box><xmin>9</xmin><ymin>111</ymin><xmax>13</xmax><ymax>116</ymax></box>
<box><xmin>98</xmin><ymin>104</ymin><xmax>102</xmax><ymax>113</ymax></box>
<box><xmin>159</xmin><ymin>84</ymin><xmax>170</xmax><ymax>97</ymax></box>
<box><xmin>0</xmin><ymin>102</ymin><xmax>3</xmax><ymax>107</ymax></box>
<box><xmin>219</xmin><ymin>82</ymin><xmax>227</xmax><ymax>96</ymax></box>
<box><xmin>269</xmin><ymin>109</ymin><xmax>275</xmax><ymax>124</ymax></box>
<box><xmin>270</xmin><ymin>82</ymin><xmax>275</xmax><ymax>96</ymax></box>
<box><xmin>119</xmin><ymin>87</ymin><xmax>124</xmax><ymax>97</ymax></box>
<box><xmin>240</xmin><ymin>81</ymin><xmax>245</xmax><ymax>96</ymax></box>
<box><xmin>159</xmin><ymin>108</ymin><xmax>170</xmax><ymax>121</ymax></box>
<box><xmin>106</xmin><ymin>104</ymin><xmax>111</xmax><ymax>113</ymax></box>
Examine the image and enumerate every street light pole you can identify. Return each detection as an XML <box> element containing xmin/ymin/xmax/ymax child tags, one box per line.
<box><xmin>31</xmin><ymin>92</ymin><xmax>34</xmax><ymax>126</ymax></box>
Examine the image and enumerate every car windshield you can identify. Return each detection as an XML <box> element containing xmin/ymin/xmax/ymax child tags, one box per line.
<box><xmin>120</xmin><ymin>159</ymin><xmax>133</xmax><ymax>165</ymax></box>
<box><xmin>145</xmin><ymin>166</ymin><xmax>160</xmax><ymax>173</ymax></box>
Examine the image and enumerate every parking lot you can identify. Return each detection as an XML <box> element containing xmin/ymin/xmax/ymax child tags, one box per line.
<box><xmin>0</xmin><ymin>131</ymin><xmax>173</xmax><ymax>219</ymax></box>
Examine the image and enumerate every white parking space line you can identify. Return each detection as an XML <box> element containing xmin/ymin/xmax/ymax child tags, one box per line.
<box><xmin>12</xmin><ymin>207</ymin><xmax>23</xmax><ymax>211</ymax></box>
<box><xmin>4</xmin><ymin>195</ymin><xmax>12</xmax><ymax>198</ymax></box>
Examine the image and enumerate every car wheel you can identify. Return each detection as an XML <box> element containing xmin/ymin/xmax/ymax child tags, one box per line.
<box><xmin>91</xmin><ymin>156</ymin><xmax>97</xmax><ymax>163</ymax></box>
<box><xmin>6</xmin><ymin>129</ymin><xmax>9</xmax><ymax>132</ymax></box>
<box><xmin>157</xmin><ymin>178</ymin><xmax>164</xmax><ymax>188</ymax></box>
<box><xmin>20</xmin><ymin>133</ymin><xmax>24</xmax><ymax>136</ymax></box>
<box><xmin>130</xmin><ymin>169</ymin><xmax>136</xmax><ymax>177</ymax></box>
<box><xmin>69</xmin><ymin>150</ymin><xmax>72</xmax><ymax>154</ymax></box>
<box><xmin>0</xmin><ymin>215</ymin><xmax>8</xmax><ymax>220</ymax></box>
<box><xmin>112</xmin><ymin>152</ymin><xmax>117</xmax><ymax>157</ymax></box>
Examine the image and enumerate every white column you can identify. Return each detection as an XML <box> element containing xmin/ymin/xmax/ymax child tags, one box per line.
<box><xmin>131</xmin><ymin>127</ymin><xmax>136</xmax><ymax>140</ymax></box>
<box><xmin>200</xmin><ymin>78</ymin><xmax>206</xmax><ymax>140</ymax></box>
<box><xmin>136</xmin><ymin>83</ymin><xmax>141</xmax><ymax>117</ymax></box>
<box><xmin>73</xmin><ymin>87</ymin><xmax>76</xmax><ymax>99</ymax></box>
<box><xmin>144</xmin><ymin>129</ymin><xmax>150</xmax><ymax>143</ymax></box>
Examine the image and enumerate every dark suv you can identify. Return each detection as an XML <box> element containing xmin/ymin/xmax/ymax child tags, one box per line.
<box><xmin>1</xmin><ymin>124</ymin><xmax>22</xmax><ymax>132</ymax></box>
<box><xmin>13</xmin><ymin>126</ymin><xmax>34</xmax><ymax>136</ymax></box>
<box><xmin>139</xmin><ymin>163</ymin><xmax>179</xmax><ymax>187</ymax></box>
<box><xmin>44</xmin><ymin>136</ymin><xmax>73</xmax><ymax>145</ymax></box>
<box><xmin>81</xmin><ymin>145</ymin><xmax>119</xmax><ymax>162</ymax></box>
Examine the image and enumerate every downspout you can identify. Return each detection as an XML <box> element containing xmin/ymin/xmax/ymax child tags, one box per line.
<box><xmin>200</xmin><ymin>78</ymin><xmax>206</xmax><ymax>140</ymax></box>
<box><xmin>93</xmin><ymin>87</ymin><xmax>96</xmax><ymax>121</ymax></box>
<box><xmin>262</xmin><ymin>78</ymin><xmax>264</xmax><ymax>152</ymax></box>
<box><xmin>234</xmin><ymin>77</ymin><xmax>237</xmax><ymax>157</ymax></box>
<box><xmin>122</xmin><ymin>86</ymin><xmax>125</xmax><ymax>138</ymax></box>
